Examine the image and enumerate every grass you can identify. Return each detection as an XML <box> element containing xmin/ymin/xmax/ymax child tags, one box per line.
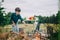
<box><xmin>3</xmin><ymin>24</ymin><xmax>47</xmax><ymax>32</ymax></box>
<box><xmin>0</xmin><ymin>24</ymin><xmax>58</xmax><ymax>32</ymax></box>
<box><xmin>0</xmin><ymin>24</ymin><xmax>58</xmax><ymax>40</ymax></box>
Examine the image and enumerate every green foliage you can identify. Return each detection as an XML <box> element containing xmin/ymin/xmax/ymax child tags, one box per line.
<box><xmin>23</xmin><ymin>17</ymin><xmax>27</xmax><ymax>21</ymax></box>
<box><xmin>56</xmin><ymin>11</ymin><xmax>60</xmax><ymax>40</ymax></box>
<box><xmin>58</xmin><ymin>24</ymin><xmax>60</xmax><ymax>40</ymax></box>
<box><xmin>0</xmin><ymin>7</ymin><xmax>6</xmax><ymax>27</ymax></box>
<box><xmin>35</xmin><ymin>15</ymin><xmax>56</xmax><ymax>24</ymax></box>
<box><xmin>5</xmin><ymin>12</ymin><xmax>12</xmax><ymax>25</ymax></box>
<box><xmin>49</xmin><ymin>14</ymin><xmax>57</xmax><ymax>24</ymax></box>
<box><xmin>0</xmin><ymin>6</ymin><xmax>12</xmax><ymax>27</ymax></box>
<box><xmin>56</xmin><ymin>11</ymin><xmax>60</xmax><ymax>24</ymax></box>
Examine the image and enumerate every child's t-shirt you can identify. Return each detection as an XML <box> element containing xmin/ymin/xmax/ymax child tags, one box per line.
<box><xmin>10</xmin><ymin>13</ymin><xmax>23</xmax><ymax>24</ymax></box>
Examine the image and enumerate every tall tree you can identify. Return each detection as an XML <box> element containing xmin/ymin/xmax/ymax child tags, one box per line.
<box><xmin>50</xmin><ymin>14</ymin><xmax>56</xmax><ymax>24</ymax></box>
<box><xmin>56</xmin><ymin>11</ymin><xmax>60</xmax><ymax>24</ymax></box>
<box><xmin>57</xmin><ymin>11</ymin><xmax>60</xmax><ymax>40</ymax></box>
<box><xmin>0</xmin><ymin>7</ymin><xmax>6</xmax><ymax>27</ymax></box>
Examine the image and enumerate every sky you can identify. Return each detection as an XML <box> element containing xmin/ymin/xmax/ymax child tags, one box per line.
<box><xmin>2</xmin><ymin>0</ymin><xmax>58</xmax><ymax>18</ymax></box>
<box><xmin>58</xmin><ymin>0</ymin><xmax>60</xmax><ymax>11</ymax></box>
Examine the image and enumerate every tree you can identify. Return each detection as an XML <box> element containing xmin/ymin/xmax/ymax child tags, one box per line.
<box><xmin>5</xmin><ymin>12</ymin><xmax>12</xmax><ymax>25</ymax></box>
<box><xmin>0</xmin><ymin>7</ymin><xmax>6</xmax><ymax>27</ymax></box>
<box><xmin>50</xmin><ymin>14</ymin><xmax>57</xmax><ymax>24</ymax></box>
<box><xmin>57</xmin><ymin>11</ymin><xmax>60</xmax><ymax>40</ymax></box>
<box><xmin>56</xmin><ymin>11</ymin><xmax>60</xmax><ymax>24</ymax></box>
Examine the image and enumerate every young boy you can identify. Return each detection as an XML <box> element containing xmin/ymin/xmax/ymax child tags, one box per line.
<box><xmin>10</xmin><ymin>7</ymin><xmax>26</xmax><ymax>34</ymax></box>
<box><xmin>34</xmin><ymin>16</ymin><xmax>40</xmax><ymax>32</ymax></box>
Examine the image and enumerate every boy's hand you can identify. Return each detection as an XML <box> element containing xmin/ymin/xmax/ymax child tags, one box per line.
<box><xmin>12</xmin><ymin>23</ymin><xmax>15</xmax><ymax>26</ymax></box>
<box><xmin>22</xmin><ymin>21</ymin><xmax>28</xmax><ymax>27</ymax></box>
<box><xmin>12</xmin><ymin>21</ymin><xmax>16</xmax><ymax>26</ymax></box>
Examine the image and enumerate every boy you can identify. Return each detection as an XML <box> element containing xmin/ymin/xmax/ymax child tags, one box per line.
<box><xmin>10</xmin><ymin>7</ymin><xmax>26</xmax><ymax>34</ymax></box>
<box><xmin>34</xmin><ymin>16</ymin><xmax>40</xmax><ymax>31</ymax></box>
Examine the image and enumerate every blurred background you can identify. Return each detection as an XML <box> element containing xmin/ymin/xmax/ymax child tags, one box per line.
<box><xmin>0</xmin><ymin>0</ymin><xmax>60</xmax><ymax>40</ymax></box>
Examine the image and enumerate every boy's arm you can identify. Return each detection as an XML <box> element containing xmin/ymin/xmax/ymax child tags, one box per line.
<box><xmin>19</xmin><ymin>15</ymin><xmax>27</xmax><ymax>26</ymax></box>
<box><xmin>18</xmin><ymin>15</ymin><xmax>23</xmax><ymax>23</ymax></box>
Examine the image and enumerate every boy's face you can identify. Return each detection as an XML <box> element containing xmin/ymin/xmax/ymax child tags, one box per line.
<box><xmin>16</xmin><ymin>11</ymin><xmax>20</xmax><ymax>15</ymax></box>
